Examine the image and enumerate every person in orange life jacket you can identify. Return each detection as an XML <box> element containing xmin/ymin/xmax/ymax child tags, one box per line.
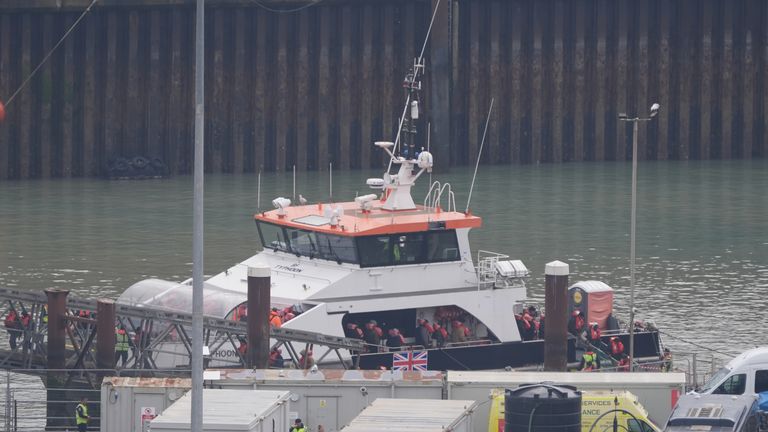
<box><xmin>588</xmin><ymin>323</ymin><xmax>601</xmax><ymax>345</ymax></box>
<box><xmin>568</xmin><ymin>310</ymin><xmax>585</xmax><ymax>337</ymax></box>
<box><xmin>269</xmin><ymin>308</ymin><xmax>282</xmax><ymax>328</ymax></box>
<box><xmin>617</xmin><ymin>354</ymin><xmax>631</xmax><ymax>372</ymax></box>
<box><xmin>580</xmin><ymin>349</ymin><xmax>600</xmax><ymax>371</ymax></box>
<box><xmin>538</xmin><ymin>314</ymin><xmax>545</xmax><ymax>339</ymax></box>
<box><xmin>610</xmin><ymin>336</ymin><xmax>625</xmax><ymax>359</ymax></box>
<box><xmin>299</xmin><ymin>349</ymin><xmax>314</xmax><ymax>369</ymax></box>
<box><xmin>19</xmin><ymin>312</ymin><xmax>32</xmax><ymax>350</ymax></box>
<box><xmin>521</xmin><ymin>310</ymin><xmax>536</xmax><ymax>341</ymax></box>
<box><xmin>432</xmin><ymin>323</ymin><xmax>448</xmax><ymax>347</ymax></box>
<box><xmin>237</xmin><ymin>336</ymin><xmax>247</xmax><ymax>356</ymax></box>
<box><xmin>450</xmin><ymin>320</ymin><xmax>468</xmax><ymax>343</ymax></box>
<box><xmin>269</xmin><ymin>347</ymin><xmax>284</xmax><ymax>368</ymax></box>
<box><xmin>363</xmin><ymin>320</ymin><xmax>382</xmax><ymax>353</ymax></box>
<box><xmin>344</xmin><ymin>322</ymin><xmax>364</xmax><ymax>339</ymax></box>
<box><xmin>414</xmin><ymin>319</ymin><xmax>431</xmax><ymax>348</ymax></box>
<box><xmin>4</xmin><ymin>310</ymin><xmax>21</xmax><ymax>350</ymax></box>
<box><xmin>386</xmin><ymin>328</ymin><xmax>406</xmax><ymax>350</ymax></box>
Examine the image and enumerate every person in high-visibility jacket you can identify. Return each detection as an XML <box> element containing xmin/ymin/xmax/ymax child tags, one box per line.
<box><xmin>75</xmin><ymin>397</ymin><xmax>89</xmax><ymax>431</ymax></box>
<box><xmin>580</xmin><ymin>350</ymin><xmax>600</xmax><ymax>371</ymax></box>
<box><xmin>115</xmin><ymin>326</ymin><xmax>129</xmax><ymax>368</ymax></box>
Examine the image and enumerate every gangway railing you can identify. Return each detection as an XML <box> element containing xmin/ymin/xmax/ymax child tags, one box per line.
<box><xmin>0</xmin><ymin>287</ymin><xmax>364</xmax><ymax>380</ymax></box>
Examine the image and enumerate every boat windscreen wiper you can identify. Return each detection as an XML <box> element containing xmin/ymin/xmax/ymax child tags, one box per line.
<box><xmin>326</xmin><ymin>237</ymin><xmax>342</xmax><ymax>265</ymax></box>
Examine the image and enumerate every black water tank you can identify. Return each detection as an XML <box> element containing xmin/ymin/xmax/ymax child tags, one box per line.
<box><xmin>504</xmin><ymin>383</ymin><xmax>581</xmax><ymax>432</ymax></box>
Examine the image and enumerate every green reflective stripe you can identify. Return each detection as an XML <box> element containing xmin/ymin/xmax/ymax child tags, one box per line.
<box><xmin>116</xmin><ymin>333</ymin><xmax>129</xmax><ymax>352</ymax></box>
<box><xmin>76</xmin><ymin>403</ymin><xmax>88</xmax><ymax>425</ymax></box>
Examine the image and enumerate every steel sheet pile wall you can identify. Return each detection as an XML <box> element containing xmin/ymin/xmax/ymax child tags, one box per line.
<box><xmin>0</xmin><ymin>0</ymin><xmax>766</xmax><ymax>180</ymax></box>
<box><xmin>452</xmin><ymin>0</ymin><xmax>768</xmax><ymax>165</ymax></box>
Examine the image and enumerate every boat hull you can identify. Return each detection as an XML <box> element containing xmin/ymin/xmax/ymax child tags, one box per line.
<box><xmin>358</xmin><ymin>331</ymin><xmax>661</xmax><ymax>371</ymax></box>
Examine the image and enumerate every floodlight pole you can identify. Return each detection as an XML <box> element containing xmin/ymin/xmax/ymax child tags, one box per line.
<box><xmin>192</xmin><ymin>0</ymin><xmax>204</xmax><ymax>430</ymax></box>
<box><xmin>618</xmin><ymin>105</ymin><xmax>658</xmax><ymax>372</ymax></box>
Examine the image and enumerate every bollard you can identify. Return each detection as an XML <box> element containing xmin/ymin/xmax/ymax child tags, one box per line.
<box><xmin>44</xmin><ymin>288</ymin><xmax>69</xmax><ymax>431</ymax></box>
<box><xmin>247</xmin><ymin>264</ymin><xmax>271</xmax><ymax>369</ymax></box>
<box><xmin>96</xmin><ymin>299</ymin><xmax>116</xmax><ymax>370</ymax></box>
<box><xmin>44</xmin><ymin>289</ymin><xmax>69</xmax><ymax>370</ymax></box>
<box><xmin>544</xmin><ymin>260</ymin><xmax>569</xmax><ymax>371</ymax></box>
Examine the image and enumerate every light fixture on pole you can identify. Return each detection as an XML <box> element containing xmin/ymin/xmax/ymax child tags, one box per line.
<box><xmin>618</xmin><ymin>102</ymin><xmax>660</xmax><ymax>372</ymax></box>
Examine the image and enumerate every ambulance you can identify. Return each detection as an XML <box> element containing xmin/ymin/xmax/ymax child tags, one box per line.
<box><xmin>489</xmin><ymin>389</ymin><xmax>661</xmax><ymax>432</ymax></box>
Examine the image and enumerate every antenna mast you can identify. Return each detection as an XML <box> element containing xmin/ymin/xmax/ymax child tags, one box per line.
<box><xmin>388</xmin><ymin>0</ymin><xmax>442</xmax><ymax>173</ymax></box>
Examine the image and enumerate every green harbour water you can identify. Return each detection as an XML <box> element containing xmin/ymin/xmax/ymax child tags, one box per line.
<box><xmin>1</xmin><ymin>158</ymin><xmax>767</xmax><ymax>361</ymax></box>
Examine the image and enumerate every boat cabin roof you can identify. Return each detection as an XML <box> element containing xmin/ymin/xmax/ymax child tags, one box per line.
<box><xmin>254</xmin><ymin>201</ymin><xmax>481</xmax><ymax>236</ymax></box>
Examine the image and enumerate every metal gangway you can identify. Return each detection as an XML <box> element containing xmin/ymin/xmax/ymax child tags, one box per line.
<box><xmin>0</xmin><ymin>286</ymin><xmax>364</xmax><ymax>385</ymax></box>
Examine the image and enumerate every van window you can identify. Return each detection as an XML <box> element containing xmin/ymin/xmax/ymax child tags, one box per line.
<box><xmin>712</xmin><ymin>373</ymin><xmax>746</xmax><ymax>395</ymax></box>
<box><xmin>755</xmin><ymin>370</ymin><xmax>768</xmax><ymax>393</ymax></box>
<box><xmin>627</xmin><ymin>419</ymin><xmax>654</xmax><ymax>432</ymax></box>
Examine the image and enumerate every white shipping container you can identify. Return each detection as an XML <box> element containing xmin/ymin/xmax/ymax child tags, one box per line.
<box><xmin>208</xmin><ymin>368</ymin><xmax>444</xmax><ymax>432</ymax></box>
<box><xmin>100</xmin><ymin>377</ymin><xmax>192</xmax><ymax>432</ymax></box>
<box><xmin>445</xmin><ymin>371</ymin><xmax>685</xmax><ymax>432</ymax></box>
<box><xmin>342</xmin><ymin>399</ymin><xmax>479</xmax><ymax>432</ymax></box>
<box><xmin>149</xmin><ymin>389</ymin><xmax>290</xmax><ymax>432</ymax></box>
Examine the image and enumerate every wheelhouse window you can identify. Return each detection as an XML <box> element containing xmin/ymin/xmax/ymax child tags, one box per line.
<box><xmin>358</xmin><ymin>230</ymin><xmax>460</xmax><ymax>268</ymax></box>
<box><xmin>316</xmin><ymin>232</ymin><xmax>357</xmax><ymax>263</ymax></box>
<box><xmin>256</xmin><ymin>222</ymin><xmax>357</xmax><ymax>264</ymax></box>
<box><xmin>257</xmin><ymin>221</ymin><xmax>290</xmax><ymax>253</ymax></box>
<box><xmin>257</xmin><ymin>222</ymin><xmax>460</xmax><ymax>268</ymax></box>
<box><xmin>357</xmin><ymin>235</ymin><xmax>392</xmax><ymax>267</ymax></box>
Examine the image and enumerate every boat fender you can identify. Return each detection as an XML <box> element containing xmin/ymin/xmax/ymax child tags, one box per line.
<box><xmin>132</xmin><ymin>156</ymin><xmax>149</xmax><ymax>170</ymax></box>
<box><xmin>113</xmin><ymin>157</ymin><xmax>129</xmax><ymax>172</ymax></box>
<box><xmin>0</xmin><ymin>99</ymin><xmax>5</xmax><ymax>122</ymax></box>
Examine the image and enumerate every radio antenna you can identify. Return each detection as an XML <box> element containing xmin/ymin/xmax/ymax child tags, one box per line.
<box><xmin>465</xmin><ymin>98</ymin><xmax>494</xmax><ymax>214</ymax></box>
<box><xmin>388</xmin><ymin>0</ymin><xmax>442</xmax><ymax>173</ymax></box>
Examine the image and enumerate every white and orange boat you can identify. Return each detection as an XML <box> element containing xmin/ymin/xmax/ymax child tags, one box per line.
<box><xmin>119</xmin><ymin>138</ymin><xmax>663</xmax><ymax>370</ymax></box>
<box><xmin>119</xmin><ymin>32</ymin><xmax>662</xmax><ymax>370</ymax></box>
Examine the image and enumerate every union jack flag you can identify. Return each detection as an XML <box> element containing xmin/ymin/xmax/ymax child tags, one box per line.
<box><xmin>392</xmin><ymin>350</ymin><xmax>428</xmax><ymax>371</ymax></box>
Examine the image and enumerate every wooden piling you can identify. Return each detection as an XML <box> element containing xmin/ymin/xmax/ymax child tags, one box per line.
<box><xmin>18</xmin><ymin>14</ymin><xmax>32</xmax><ymax>179</ymax></box>
<box><xmin>531</xmin><ymin>3</ymin><xmax>543</xmax><ymax>164</ymax></box>
<box><xmin>60</xmin><ymin>13</ymin><xmax>75</xmax><ymax>177</ymax></box>
<box><xmin>167</xmin><ymin>8</ymin><xmax>185</xmax><ymax>175</ymax></box>
<box><xmin>656</xmin><ymin>0</ymin><xmax>671</xmax><ymax>160</ymax></box>
<box><xmin>317</xmin><ymin>6</ymin><xmax>333</xmax><ymax>171</ymax></box>
<box><xmin>573</xmin><ymin>1</ymin><xmax>586</xmax><ymax>161</ymax></box>
<box><xmin>677</xmin><ymin>4</ymin><xmax>692</xmax><ymax>161</ymax></box>
<box><xmin>45</xmin><ymin>289</ymin><xmax>69</xmax><ymax>370</ymax></box>
<box><xmin>742</xmin><ymin>4</ymin><xmax>755</xmax><ymax>158</ymax></box>
<box><xmin>0</xmin><ymin>14</ymin><xmax>11</xmax><ymax>179</ymax></box>
<box><xmin>635</xmin><ymin>2</ymin><xmax>649</xmax><ymax>161</ymax></box>
<box><xmin>96</xmin><ymin>299</ymin><xmax>116</xmax><ymax>370</ymax></box>
<box><xmin>721</xmin><ymin>3</ymin><xmax>734</xmax><ymax>159</ymax></box>
<box><xmin>429</xmin><ymin>0</ymin><xmax>451</xmax><ymax>166</ymax></box>
<box><xmin>551</xmin><ymin>0</ymin><xmax>565</xmax><ymax>163</ymax></box>
<box><xmin>295</xmin><ymin>8</ymin><xmax>312</xmax><ymax>171</ymax></box>
<box><xmin>593</xmin><ymin>0</ymin><xmax>608</xmax><ymax>161</ymax></box>
<box><xmin>467</xmin><ymin>2</ymin><xmax>482</xmax><ymax>165</ymax></box>
<box><xmin>509</xmin><ymin>2</ymin><xmax>523</xmax><ymax>164</ymax></box>
<box><xmin>700</xmin><ymin>0</ymin><xmax>714</xmax><ymax>160</ymax></box>
<box><xmin>246</xmin><ymin>265</ymin><xmax>271</xmax><ymax>369</ymax></box>
<box><xmin>544</xmin><ymin>261</ymin><xmax>569</xmax><ymax>372</ymax></box>
<box><xmin>487</xmin><ymin>1</ymin><xmax>501</xmax><ymax>164</ymax></box>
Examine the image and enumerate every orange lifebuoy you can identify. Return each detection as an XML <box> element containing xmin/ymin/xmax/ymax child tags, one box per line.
<box><xmin>0</xmin><ymin>100</ymin><xmax>6</xmax><ymax>122</ymax></box>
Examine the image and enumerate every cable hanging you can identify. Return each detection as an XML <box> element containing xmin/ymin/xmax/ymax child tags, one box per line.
<box><xmin>3</xmin><ymin>0</ymin><xmax>99</xmax><ymax>108</ymax></box>
<box><xmin>248</xmin><ymin>0</ymin><xmax>323</xmax><ymax>14</ymax></box>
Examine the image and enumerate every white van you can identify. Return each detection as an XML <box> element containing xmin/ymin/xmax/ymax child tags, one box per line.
<box><xmin>696</xmin><ymin>347</ymin><xmax>768</xmax><ymax>396</ymax></box>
